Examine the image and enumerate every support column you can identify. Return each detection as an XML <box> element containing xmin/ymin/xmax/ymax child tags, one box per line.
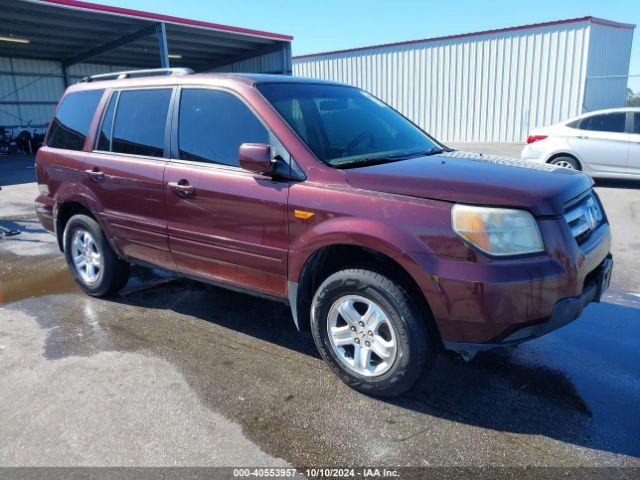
<box><xmin>282</xmin><ymin>43</ymin><xmax>292</xmax><ymax>75</ymax></box>
<box><xmin>62</xmin><ymin>63</ymin><xmax>70</xmax><ymax>87</ymax></box>
<box><xmin>156</xmin><ymin>22</ymin><xmax>169</xmax><ymax>68</ymax></box>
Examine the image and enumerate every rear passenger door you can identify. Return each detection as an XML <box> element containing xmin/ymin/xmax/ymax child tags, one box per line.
<box><xmin>567</xmin><ymin>112</ymin><xmax>630</xmax><ymax>174</ymax></box>
<box><xmin>164</xmin><ymin>87</ymin><xmax>290</xmax><ymax>298</ymax></box>
<box><xmin>629</xmin><ymin>112</ymin><xmax>640</xmax><ymax>175</ymax></box>
<box><xmin>84</xmin><ymin>87</ymin><xmax>175</xmax><ymax>267</ymax></box>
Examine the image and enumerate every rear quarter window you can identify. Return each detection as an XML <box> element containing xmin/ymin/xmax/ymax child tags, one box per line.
<box><xmin>575</xmin><ymin>113</ymin><xmax>626</xmax><ymax>133</ymax></box>
<box><xmin>46</xmin><ymin>89</ymin><xmax>104</xmax><ymax>151</ymax></box>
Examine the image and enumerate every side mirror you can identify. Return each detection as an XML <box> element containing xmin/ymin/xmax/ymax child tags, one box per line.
<box><xmin>238</xmin><ymin>143</ymin><xmax>274</xmax><ymax>175</ymax></box>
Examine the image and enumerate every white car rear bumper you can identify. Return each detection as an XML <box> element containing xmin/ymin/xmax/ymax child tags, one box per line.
<box><xmin>520</xmin><ymin>144</ymin><xmax>546</xmax><ymax>162</ymax></box>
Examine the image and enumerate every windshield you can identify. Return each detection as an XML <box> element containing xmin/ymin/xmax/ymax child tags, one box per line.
<box><xmin>257</xmin><ymin>83</ymin><xmax>441</xmax><ymax>168</ymax></box>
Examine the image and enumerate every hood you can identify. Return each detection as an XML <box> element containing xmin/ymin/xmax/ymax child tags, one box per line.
<box><xmin>344</xmin><ymin>150</ymin><xmax>593</xmax><ymax>216</ymax></box>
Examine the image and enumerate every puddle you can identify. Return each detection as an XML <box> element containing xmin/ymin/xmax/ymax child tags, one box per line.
<box><xmin>0</xmin><ymin>252</ymin><xmax>78</xmax><ymax>304</ymax></box>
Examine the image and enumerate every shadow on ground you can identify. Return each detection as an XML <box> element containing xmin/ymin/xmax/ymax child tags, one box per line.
<box><xmin>595</xmin><ymin>178</ymin><xmax>640</xmax><ymax>189</ymax></box>
<box><xmin>0</xmin><ymin>154</ymin><xmax>35</xmax><ymax>187</ymax></box>
<box><xmin>77</xmin><ymin>276</ymin><xmax>639</xmax><ymax>460</ymax></box>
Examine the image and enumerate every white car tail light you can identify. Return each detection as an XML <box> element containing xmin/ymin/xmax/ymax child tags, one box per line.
<box><xmin>527</xmin><ymin>135</ymin><xmax>548</xmax><ymax>144</ymax></box>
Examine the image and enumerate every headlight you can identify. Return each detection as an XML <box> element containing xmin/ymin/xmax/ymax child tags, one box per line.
<box><xmin>452</xmin><ymin>204</ymin><xmax>544</xmax><ymax>256</ymax></box>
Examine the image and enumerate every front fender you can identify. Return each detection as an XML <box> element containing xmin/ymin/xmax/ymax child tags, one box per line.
<box><xmin>287</xmin><ymin>216</ymin><xmax>448</xmax><ymax>329</ymax></box>
<box><xmin>288</xmin><ymin>216</ymin><xmax>432</xmax><ymax>283</ymax></box>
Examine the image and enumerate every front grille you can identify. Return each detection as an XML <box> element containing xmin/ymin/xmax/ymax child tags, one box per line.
<box><xmin>563</xmin><ymin>192</ymin><xmax>604</xmax><ymax>245</ymax></box>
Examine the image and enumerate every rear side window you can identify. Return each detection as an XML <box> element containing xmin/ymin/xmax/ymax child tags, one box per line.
<box><xmin>47</xmin><ymin>89</ymin><xmax>104</xmax><ymax>151</ymax></box>
<box><xmin>635</xmin><ymin>113</ymin><xmax>640</xmax><ymax>134</ymax></box>
<box><xmin>577</xmin><ymin>113</ymin><xmax>626</xmax><ymax>133</ymax></box>
<box><xmin>111</xmin><ymin>89</ymin><xmax>172</xmax><ymax>157</ymax></box>
<box><xmin>178</xmin><ymin>89</ymin><xmax>268</xmax><ymax>167</ymax></box>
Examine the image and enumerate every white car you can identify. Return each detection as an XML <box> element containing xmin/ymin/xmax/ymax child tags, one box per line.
<box><xmin>521</xmin><ymin>107</ymin><xmax>640</xmax><ymax>178</ymax></box>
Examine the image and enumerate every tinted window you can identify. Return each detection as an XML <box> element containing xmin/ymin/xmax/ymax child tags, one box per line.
<box><xmin>635</xmin><ymin>113</ymin><xmax>640</xmax><ymax>134</ymax></box>
<box><xmin>97</xmin><ymin>92</ymin><xmax>117</xmax><ymax>151</ymax></box>
<box><xmin>258</xmin><ymin>83</ymin><xmax>439</xmax><ymax>168</ymax></box>
<box><xmin>178</xmin><ymin>89</ymin><xmax>268</xmax><ymax>166</ymax></box>
<box><xmin>47</xmin><ymin>89</ymin><xmax>104</xmax><ymax>151</ymax></box>
<box><xmin>112</xmin><ymin>89</ymin><xmax>172</xmax><ymax>157</ymax></box>
<box><xmin>578</xmin><ymin>113</ymin><xmax>626</xmax><ymax>133</ymax></box>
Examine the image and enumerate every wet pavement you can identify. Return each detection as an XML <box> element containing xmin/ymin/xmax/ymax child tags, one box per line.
<box><xmin>1</xmin><ymin>169</ymin><xmax>639</xmax><ymax>468</ymax></box>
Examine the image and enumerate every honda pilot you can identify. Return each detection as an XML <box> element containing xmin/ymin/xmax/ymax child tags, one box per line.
<box><xmin>35</xmin><ymin>69</ymin><xmax>613</xmax><ymax>396</ymax></box>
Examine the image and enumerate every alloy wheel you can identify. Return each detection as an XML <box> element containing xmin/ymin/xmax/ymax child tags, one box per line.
<box><xmin>554</xmin><ymin>160</ymin><xmax>575</xmax><ymax>169</ymax></box>
<box><xmin>71</xmin><ymin>229</ymin><xmax>102</xmax><ymax>284</ymax></box>
<box><xmin>327</xmin><ymin>295</ymin><xmax>398</xmax><ymax>377</ymax></box>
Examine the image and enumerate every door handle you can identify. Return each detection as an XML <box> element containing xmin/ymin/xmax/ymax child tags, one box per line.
<box><xmin>167</xmin><ymin>180</ymin><xmax>195</xmax><ymax>197</ymax></box>
<box><xmin>577</xmin><ymin>135</ymin><xmax>589</xmax><ymax>139</ymax></box>
<box><xmin>85</xmin><ymin>167</ymin><xmax>105</xmax><ymax>183</ymax></box>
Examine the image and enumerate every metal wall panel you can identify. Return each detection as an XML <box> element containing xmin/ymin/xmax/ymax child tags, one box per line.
<box><xmin>293</xmin><ymin>21</ymin><xmax>621</xmax><ymax>142</ymax></box>
<box><xmin>210</xmin><ymin>44</ymin><xmax>292</xmax><ymax>74</ymax></box>
<box><xmin>583</xmin><ymin>23</ymin><xmax>635</xmax><ymax>111</ymax></box>
<box><xmin>0</xmin><ymin>57</ymin><xmax>64</xmax><ymax>128</ymax></box>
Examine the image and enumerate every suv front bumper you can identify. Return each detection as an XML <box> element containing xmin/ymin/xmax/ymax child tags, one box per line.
<box><xmin>442</xmin><ymin>255</ymin><xmax>613</xmax><ymax>358</ymax></box>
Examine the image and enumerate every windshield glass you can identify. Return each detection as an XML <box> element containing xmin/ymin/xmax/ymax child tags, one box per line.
<box><xmin>257</xmin><ymin>83</ymin><xmax>440</xmax><ymax>168</ymax></box>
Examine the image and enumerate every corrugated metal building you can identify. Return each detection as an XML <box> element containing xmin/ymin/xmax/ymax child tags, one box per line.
<box><xmin>293</xmin><ymin>17</ymin><xmax>635</xmax><ymax>143</ymax></box>
<box><xmin>0</xmin><ymin>0</ymin><xmax>292</xmax><ymax>133</ymax></box>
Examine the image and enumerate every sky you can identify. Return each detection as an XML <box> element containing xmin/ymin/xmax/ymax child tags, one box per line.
<box><xmin>97</xmin><ymin>0</ymin><xmax>639</xmax><ymax>90</ymax></box>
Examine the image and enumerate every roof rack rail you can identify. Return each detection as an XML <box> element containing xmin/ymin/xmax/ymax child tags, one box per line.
<box><xmin>79</xmin><ymin>67</ymin><xmax>194</xmax><ymax>83</ymax></box>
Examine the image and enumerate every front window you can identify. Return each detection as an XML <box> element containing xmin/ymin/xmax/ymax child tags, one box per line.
<box><xmin>257</xmin><ymin>83</ymin><xmax>441</xmax><ymax>168</ymax></box>
<box><xmin>178</xmin><ymin>89</ymin><xmax>269</xmax><ymax>167</ymax></box>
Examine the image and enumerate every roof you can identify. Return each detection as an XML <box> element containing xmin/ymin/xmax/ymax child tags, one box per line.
<box><xmin>294</xmin><ymin>16</ymin><xmax>635</xmax><ymax>60</ymax></box>
<box><xmin>37</xmin><ymin>0</ymin><xmax>293</xmax><ymax>41</ymax></box>
<box><xmin>68</xmin><ymin>72</ymin><xmax>346</xmax><ymax>92</ymax></box>
<box><xmin>3</xmin><ymin>0</ymin><xmax>292</xmax><ymax>70</ymax></box>
<box><xmin>573</xmin><ymin>106</ymin><xmax>640</xmax><ymax>116</ymax></box>
<box><xmin>229</xmin><ymin>73</ymin><xmax>345</xmax><ymax>85</ymax></box>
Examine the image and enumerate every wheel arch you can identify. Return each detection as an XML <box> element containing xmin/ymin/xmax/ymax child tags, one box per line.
<box><xmin>546</xmin><ymin>151</ymin><xmax>582</xmax><ymax>170</ymax></box>
<box><xmin>289</xmin><ymin>242</ymin><xmax>440</xmax><ymax>346</ymax></box>
<box><xmin>55</xmin><ymin>201</ymin><xmax>96</xmax><ymax>252</ymax></box>
<box><xmin>53</xmin><ymin>185</ymin><xmax>118</xmax><ymax>255</ymax></box>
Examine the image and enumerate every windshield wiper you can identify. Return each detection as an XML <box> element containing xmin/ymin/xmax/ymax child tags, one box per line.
<box><xmin>415</xmin><ymin>147</ymin><xmax>450</xmax><ymax>157</ymax></box>
<box><xmin>333</xmin><ymin>147</ymin><xmax>451</xmax><ymax>169</ymax></box>
<box><xmin>373</xmin><ymin>147</ymin><xmax>450</xmax><ymax>161</ymax></box>
<box><xmin>334</xmin><ymin>155</ymin><xmax>404</xmax><ymax>169</ymax></box>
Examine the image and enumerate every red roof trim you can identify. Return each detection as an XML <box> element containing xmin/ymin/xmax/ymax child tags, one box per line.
<box><xmin>33</xmin><ymin>0</ymin><xmax>293</xmax><ymax>41</ymax></box>
<box><xmin>293</xmin><ymin>16</ymin><xmax>634</xmax><ymax>60</ymax></box>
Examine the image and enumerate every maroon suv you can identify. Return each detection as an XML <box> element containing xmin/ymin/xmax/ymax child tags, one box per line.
<box><xmin>35</xmin><ymin>69</ymin><xmax>613</xmax><ymax>396</ymax></box>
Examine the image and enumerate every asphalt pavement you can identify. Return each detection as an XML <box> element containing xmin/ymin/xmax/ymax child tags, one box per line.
<box><xmin>1</xmin><ymin>151</ymin><xmax>639</xmax><ymax>470</ymax></box>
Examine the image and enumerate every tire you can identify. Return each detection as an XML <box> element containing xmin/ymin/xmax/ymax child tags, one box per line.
<box><xmin>310</xmin><ymin>268</ymin><xmax>436</xmax><ymax>397</ymax></box>
<box><xmin>63</xmin><ymin>214</ymin><xmax>130</xmax><ymax>297</ymax></box>
<box><xmin>550</xmin><ymin>156</ymin><xmax>580</xmax><ymax>170</ymax></box>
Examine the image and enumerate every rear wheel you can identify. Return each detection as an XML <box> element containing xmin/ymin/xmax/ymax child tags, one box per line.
<box><xmin>311</xmin><ymin>268</ymin><xmax>436</xmax><ymax>396</ymax></box>
<box><xmin>550</xmin><ymin>156</ymin><xmax>579</xmax><ymax>170</ymax></box>
<box><xmin>63</xmin><ymin>214</ymin><xmax>130</xmax><ymax>297</ymax></box>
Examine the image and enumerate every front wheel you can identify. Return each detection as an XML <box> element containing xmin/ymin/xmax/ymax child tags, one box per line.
<box><xmin>63</xmin><ymin>214</ymin><xmax>130</xmax><ymax>297</ymax></box>
<box><xmin>311</xmin><ymin>269</ymin><xmax>436</xmax><ymax>396</ymax></box>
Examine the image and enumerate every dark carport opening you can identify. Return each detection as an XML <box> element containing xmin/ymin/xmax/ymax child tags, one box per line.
<box><xmin>0</xmin><ymin>0</ymin><xmax>292</xmax><ymax>134</ymax></box>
